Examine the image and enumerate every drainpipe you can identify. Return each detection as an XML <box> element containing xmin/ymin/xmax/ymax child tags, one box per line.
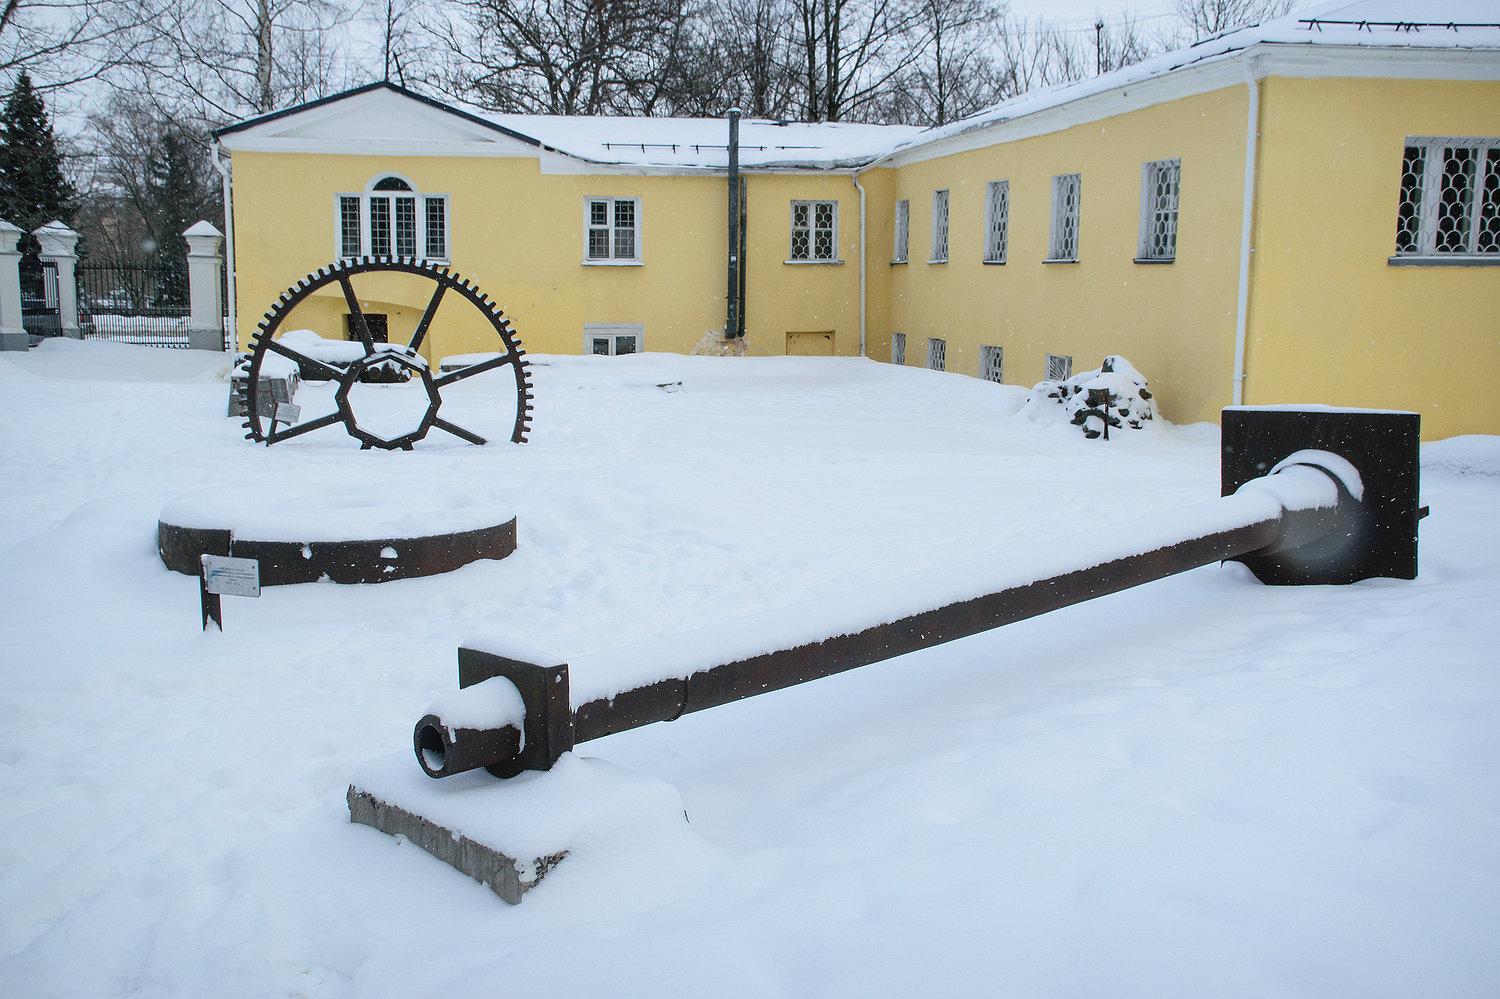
<box><xmin>212</xmin><ymin>141</ymin><xmax>238</xmax><ymax>353</ymax></box>
<box><xmin>726</xmin><ymin>108</ymin><xmax>741</xmax><ymax>338</ymax></box>
<box><xmin>1232</xmin><ymin>53</ymin><xmax>1260</xmax><ymax>406</ymax></box>
<box><xmin>853</xmin><ymin>171</ymin><xmax>866</xmax><ymax>358</ymax></box>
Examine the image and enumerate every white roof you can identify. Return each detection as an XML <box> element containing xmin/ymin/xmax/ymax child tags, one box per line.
<box><xmin>468</xmin><ymin>112</ymin><xmax>921</xmax><ymax>170</ymax></box>
<box><xmin>883</xmin><ymin>0</ymin><xmax>1500</xmax><ymax>161</ymax></box>
<box><xmin>218</xmin><ymin>0</ymin><xmax>1497</xmax><ymax>172</ymax></box>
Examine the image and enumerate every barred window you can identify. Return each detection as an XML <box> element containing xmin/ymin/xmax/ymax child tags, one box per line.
<box><xmin>1048</xmin><ymin>174</ymin><xmax>1081</xmax><ymax>261</ymax></box>
<box><xmin>983</xmin><ymin>181</ymin><xmax>1009</xmax><ymax>263</ymax></box>
<box><xmin>980</xmin><ymin>344</ymin><xmax>1004</xmax><ymax>383</ymax></box>
<box><xmin>1395</xmin><ymin>137</ymin><xmax>1500</xmax><ymax>258</ymax></box>
<box><xmin>1046</xmin><ymin>353</ymin><xmax>1073</xmax><ymax>381</ymax></box>
<box><xmin>927</xmin><ymin>337</ymin><xmax>946</xmax><ymax>371</ymax></box>
<box><xmin>893</xmin><ymin>200</ymin><xmax>910</xmax><ymax>263</ymax></box>
<box><xmin>585</xmin><ymin>197</ymin><xmax>641</xmax><ymax>262</ymax></box>
<box><xmin>336</xmin><ymin>175</ymin><xmax>449</xmax><ymax>261</ymax></box>
<box><xmin>930</xmin><ymin>189</ymin><xmax>950</xmax><ymax>263</ymax></box>
<box><xmin>424</xmin><ymin>197</ymin><xmax>447</xmax><ymax>259</ymax></box>
<box><xmin>1137</xmin><ymin>159</ymin><xmax>1181</xmax><ymax>261</ymax></box>
<box><xmin>790</xmin><ymin>200</ymin><xmax>838</xmax><ymax>261</ymax></box>
<box><xmin>338</xmin><ymin>196</ymin><xmax>361</xmax><ymax>258</ymax></box>
<box><xmin>892</xmin><ymin>331</ymin><xmax>906</xmax><ymax>365</ymax></box>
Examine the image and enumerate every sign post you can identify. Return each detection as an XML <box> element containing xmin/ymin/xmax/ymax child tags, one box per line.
<box><xmin>199</xmin><ymin>554</ymin><xmax>261</xmax><ymax>631</ymax></box>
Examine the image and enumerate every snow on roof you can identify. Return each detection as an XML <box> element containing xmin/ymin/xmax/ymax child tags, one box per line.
<box><xmin>463</xmin><ymin>110</ymin><xmax>922</xmax><ymax>171</ymax></box>
<box><xmin>880</xmin><ymin>0</ymin><xmax>1500</xmax><ymax>162</ymax></box>
<box><xmin>215</xmin><ymin>0</ymin><xmax>1495</xmax><ymax>172</ymax></box>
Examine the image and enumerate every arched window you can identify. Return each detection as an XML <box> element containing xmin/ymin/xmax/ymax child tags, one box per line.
<box><xmin>335</xmin><ymin>174</ymin><xmax>448</xmax><ymax>262</ymax></box>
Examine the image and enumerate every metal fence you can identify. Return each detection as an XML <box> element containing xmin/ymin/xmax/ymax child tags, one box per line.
<box><xmin>77</xmin><ymin>257</ymin><xmax>192</xmax><ymax>348</ymax></box>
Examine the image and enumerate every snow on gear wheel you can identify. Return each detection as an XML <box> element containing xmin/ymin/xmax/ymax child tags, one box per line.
<box><xmin>237</xmin><ymin>257</ymin><xmax>534</xmax><ymax>450</ymax></box>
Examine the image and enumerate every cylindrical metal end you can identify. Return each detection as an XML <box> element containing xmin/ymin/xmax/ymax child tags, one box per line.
<box><xmin>413</xmin><ymin>713</ymin><xmax>523</xmax><ymax>779</ymax></box>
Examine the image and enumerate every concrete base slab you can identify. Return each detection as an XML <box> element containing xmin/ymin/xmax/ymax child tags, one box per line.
<box><xmin>189</xmin><ymin>326</ymin><xmax>225</xmax><ymax>351</ymax></box>
<box><xmin>347</xmin><ymin>751</ymin><xmax>696</xmax><ymax>905</ymax></box>
<box><xmin>0</xmin><ymin>327</ymin><xmax>27</xmax><ymax>351</ymax></box>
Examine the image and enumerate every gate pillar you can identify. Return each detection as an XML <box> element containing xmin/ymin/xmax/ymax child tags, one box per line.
<box><xmin>0</xmin><ymin>220</ymin><xmax>24</xmax><ymax>351</ymax></box>
<box><xmin>184</xmin><ymin>221</ymin><xmax>225</xmax><ymax>351</ymax></box>
<box><xmin>33</xmin><ymin>221</ymin><xmax>79</xmax><ymax>339</ymax></box>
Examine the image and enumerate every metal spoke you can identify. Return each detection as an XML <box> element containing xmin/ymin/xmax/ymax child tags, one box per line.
<box><xmin>432</xmin><ymin>418</ymin><xmax>487</xmax><ymax>445</ymax></box>
<box><xmin>337</xmin><ymin>274</ymin><xmax>376</xmax><ymax>354</ymax></box>
<box><xmin>407</xmin><ymin>283</ymin><xmax>446</xmax><ymax>353</ymax></box>
<box><xmin>265</xmin><ymin>338</ymin><xmax>344</xmax><ymax>380</ymax></box>
<box><xmin>433</xmin><ymin>351</ymin><xmax>515</xmax><ymax>387</ymax></box>
<box><xmin>267</xmin><ymin>411</ymin><xmax>342</xmax><ymax>444</ymax></box>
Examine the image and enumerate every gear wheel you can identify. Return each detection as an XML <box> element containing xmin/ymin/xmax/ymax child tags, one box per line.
<box><xmin>238</xmin><ymin>256</ymin><xmax>534</xmax><ymax>450</ymax></box>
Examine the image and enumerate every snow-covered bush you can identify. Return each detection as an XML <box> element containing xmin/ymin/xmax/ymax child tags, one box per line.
<box><xmin>690</xmin><ymin>329</ymin><xmax>748</xmax><ymax>357</ymax></box>
<box><xmin>1023</xmin><ymin>355</ymin><xmax>1157</xmax><ymax>438</ymax></box>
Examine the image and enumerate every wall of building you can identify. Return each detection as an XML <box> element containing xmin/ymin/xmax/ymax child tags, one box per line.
<box><xmin>1247</xmin><ymin>76</ymin><xmax>1500</xmax><ymax>441</ymax></box>
<box><xmin>873</xmin><ymin>84</ymin><xmax>1252</xmax><ymax>427</ymax></box>
<box><xmin>229</xmin><ymin>151</ymin><xmax>866</xmax><ymax>361</ymax></box>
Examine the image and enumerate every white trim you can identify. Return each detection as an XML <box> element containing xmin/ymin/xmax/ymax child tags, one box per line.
<box><xmin>789</xmin><ymin>198</ymin><xmax>840</xmax><ymax>262</ymax></box>
<box><xmin>929</xmin><ymin>189</ymin><xmax>950</xmax><ymax>263</ymax></box>
<box><xmin>853</xmin><ymin>173</ymin><xmax>867</xmax><ymax>358</ymax></box>
<box><xmin>583</xmin><ymin>322</ymin><xmax>645</xmax><ymax>355</ymax></box>
<box><xmin>892</xmin><ymin>199</ymin><xmax>910</xmax><ymax>263</ymax></box>
<box><xmin>582</xmin><ymin>195</ymin><xmax>643</xmax><ymax>264</ymax></box>
<box><xmin>1136</xmin><ymin>158</ymin><xmax>1181</xmax><ymax>261</ymax></box>
<box><xmin>333</xmin><ymin>177</ymin><xmax>450</xmax><ymax>263</ymax></box>
<box><xmin>875</xmin><ymin>46</ymin><xmax>1500</xmax><ymax>170</ymax></box>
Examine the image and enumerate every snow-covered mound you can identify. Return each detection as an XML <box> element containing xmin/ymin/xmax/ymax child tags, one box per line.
<box><xmin>1022</xmin><ymin>354</ymin><xmax>1157</xmax><ymax>437</ymax></box>
<box><xmin>1423</xmin><ymin>435</ymin><xmax>1500</xmax><ymax>477</ymax></box>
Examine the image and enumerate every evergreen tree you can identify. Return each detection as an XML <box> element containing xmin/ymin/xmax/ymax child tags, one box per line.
<box><xmin>0</xmin><ymin>73</ymin><xmax>76</xmax><ymax>243</ymax></box>
<box><xmin>143</xmin><ymin>130</ymin><xmax>209</xmax><ymax>307</ymax></box>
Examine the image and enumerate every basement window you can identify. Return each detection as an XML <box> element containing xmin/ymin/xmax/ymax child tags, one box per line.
<box><xmin>893</xmin><ymin>200</ymin><xmax>909</xmax><ymax>263</ymax></box>
<box><xmin>980</xmin><ymin>344</ymin><xmax>1004</xmax><ymax>383</ymax></box>
<box><xmin>1136</xmin><ymin>159</ymin><xmax>1181</xmax><ymax>262</ymax></box>
<box><xmin>1392</xmin><ymin>137</ymin><xmax>1500</xmax><ymax>263</ymax></box>
<box><xmin>790</xmin><ymin>200</ymin><xmax>839</xmax><ymax>262</ymax></box>
<box><xmin>892</xmin><ymin>331</ymin><xmax>906</xmax><ymax>365</ymax></box>
<box><xmin>585</xmin><ymin>323</ymin><xmax>643</xmax><ymax>355</ymax></box>
<box><xmin>585</xmin><ymin>197</ymin><xmax>641</xmax><ymax>263</ymax></box>
<box><xmin>1047</xmin><ymin>173</ymin><xmax>1081</xmax><ymax>262</ymax></box>
<box><xmin>335</xmin><ymin>175</ymin><xmax>448</xmax><ymax>262</ymax></box>
<box><xmin>928</xmin><ymin>337</ymin><xmax>946</xmax><ymax>371</ymax></box>
<box><xmin>1046</xmin><ymin>352</ymin><xmax>1073</xmax><ymax>382</ymax></box>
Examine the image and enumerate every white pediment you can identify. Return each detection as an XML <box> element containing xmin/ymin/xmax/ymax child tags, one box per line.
<box><xmin>220</xmin><ymin>86</ymin><xmax>544</xmax><ymax>158</ymax></box>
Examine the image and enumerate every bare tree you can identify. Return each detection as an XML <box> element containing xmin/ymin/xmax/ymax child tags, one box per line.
<box><xmin>437</xmin><ymin>0</ymin><xmax>696</xmax><ymax>115</ymax></box>
<box><xmin>1171</xmin><ymin>0</ymin><xmax>1299</xmax><ymax>42</ymax></box>
<box><xmin>124</xmin><ymin>0</ymin><xmax>349</xmax><ymax>126</ymax></box>
<box><xmin>1</xmin><ymin>0</ymin><xmax>165</xmax><ymax>91</ymax></box>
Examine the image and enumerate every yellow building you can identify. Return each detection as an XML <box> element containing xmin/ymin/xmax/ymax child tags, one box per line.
<box><xmin>214</xmin><ymin>4</ymin><xmax>1500</xmax><ymax>439</ymax></box>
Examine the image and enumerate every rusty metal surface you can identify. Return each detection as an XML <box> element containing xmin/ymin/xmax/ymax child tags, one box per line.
<box><xmin>157</xmin><ymin>516</ymin><xmax>517</xmax><ymax>585</ymax></box>
<box><xmin>413</xmin><ymin>714</ymin><xmax>522</xmax><ymax>778</ymax></box>
<box><xmin>239</xmin><ymin>257</ymin><xmax>535</xmax><ymax>450</ymax></box>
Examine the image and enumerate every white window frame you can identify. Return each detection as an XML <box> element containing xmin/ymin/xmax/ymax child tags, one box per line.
<box><xmin>583</xmin><ymin>196</ymin><xmax>643</xmax><ymax>265</ymax></box>
<box><xmin>788</xmin><ymin>199</ymin><xmax>840</xmax><ymax>263</ymax></box>
<box><xmin>980</xmin><ymin>344</ymin><xmax>1004</xmax><ymax>383</ymax></box>
<box><xmin>892</xmin><ymin>331</ymin><xmax>906</xmax><ymax>365</ymax></box>
<box><xmin>930</xmin><ymin>189</ymin><xmax>950</xmax><ymax>263</ymax></box>
<box><xmin>333</xmin><ymin>174</ymin><xmax>450</xmax><ymax>263</ymax></box>
<box><xmin>983</xmin><ymin>181</ymin><xmax>1009</xmax><ymax>264</ymax></box>
<box><xmin>1393</xmin><ymin>136</ymin><xmax>1500</xmax><ymax>261</ymax></box>
<box><xmin>584</xmin><ymin>323</ymin><xmax>644</xmax><ymax>355</ymax></box>
<box><xmin>1136</xmin><ymin>158</ymin><xmax>1181</xmax><ymax>262</ymax></box>
<box><xmin>1046</xmin><ymin>353</ymin><xmax>1073</xmax><ymax>382</ymax></box>
<box><xmin>893</xmin><ymin>200</ymin><xmax>910</xmax><ymax>263</ymax></box>
<box><xmin>927</xmin><ymin>336</ymin><xmax>946</xmax><ymax>371</ymax></box>
<box><xmin>1047</xmin><ymin>173</ymin><xmax>1081</xmax><ymax>263</ymax></box>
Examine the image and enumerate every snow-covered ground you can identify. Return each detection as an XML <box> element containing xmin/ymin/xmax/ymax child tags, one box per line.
<box><xmin>2</xmin><ymin>339</ymin><xmax>1497</xmax><ymax>997</ymax></box>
